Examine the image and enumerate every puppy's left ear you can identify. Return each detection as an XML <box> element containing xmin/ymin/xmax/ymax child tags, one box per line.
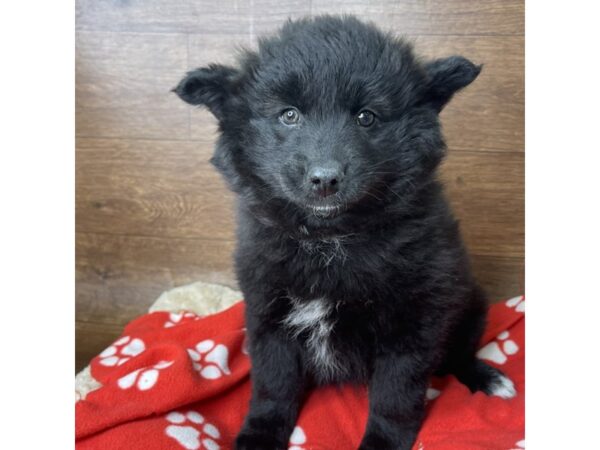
<box><xmin>422</xmin><ymin>56</ymin><xmax>481</xmax><ymax>112</ymax></box>
<box><xmin>173</xmin><ymin>64</ymin><xmax>239</xmax><ymax>120</ymax></box>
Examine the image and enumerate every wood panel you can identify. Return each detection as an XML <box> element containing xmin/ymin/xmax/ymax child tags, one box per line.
<box><xmin>312</xmin><ymin>0</ymin><xmax>523</xmax><ymax>35</ymax></box>
<box><xmin>470</xmin><ymin>255</ymin><xmax>524</xmax><ymax>303</ymax></box>
<box><xmin>76</xmin><ymin>138</ymin><xmax>236</xmax><ymax>240</ymax></box>
<box><xmin>76</xmin><ymin>0</ymin><xmax>523</xmax><ymax>36</ymax></box>
<box><xmin>76</xmin><ymin>31</ymin><xmax>189</xmax><ymax>139</ymax></box>
<box><xmin>188</xmin><ymin>33</ymin><xmax>254</xmax><ymax>67</ymax></box>
<box><xmin>441</xmin><ymin>151</ymin><xmax>524</xmax><ymax>258</ymax></box>
<box><xmin>76</xmin><ymin>232</ymin><xmax>237</xmax><ymax>325</ymax></box>
<box><xmin>76</xmin><ymin>0</ymin><xmax>311</xmax><ymax>35</ymax></box>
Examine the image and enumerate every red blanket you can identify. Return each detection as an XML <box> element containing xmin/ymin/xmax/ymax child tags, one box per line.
<box><xmin>76</xmin><ymin>296</ymin><xmax>525</xmax><ymax>450</ymax></box>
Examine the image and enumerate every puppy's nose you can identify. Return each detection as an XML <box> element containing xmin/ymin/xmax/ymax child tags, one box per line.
<box><xmin>308</xmin><ymin>163</ymin><xmax>343</xmax><ymax>197</ymax></box>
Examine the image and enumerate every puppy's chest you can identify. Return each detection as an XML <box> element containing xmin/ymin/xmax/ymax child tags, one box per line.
<box><xmin>282</xmin><ymin>297</ymin><xmax>369</xmax><ymax>382</ymax></box>
<box><xmin>290</xmin><ymin>235</ymin><xmax>393</xmax><ymax>285</ymax></box>
<box><xmin>296</xmin><ymin>237</ymin><xmax>349</xmax><ymax>268</ymax></box>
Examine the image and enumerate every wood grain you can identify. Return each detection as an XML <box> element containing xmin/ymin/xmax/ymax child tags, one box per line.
<box><xmin>76</xmin><ymin>138</ymin><xmax>236</xmax><ymax>240</ymax></box>
<box><xmin>441</xmin><ymin>151</ymin><xmax>524</xmax><ymax>258</ymax></box>
<box><xmin>311</xmin><ymin>0</ymin><xmax>524</xmax><ymax>35</ymax></box>
<box><xmin>188</xmin><ymin>33</ymin><xmax>254</xmax><ymax>67</ymax></box>
<box><xmin>76</xmin><ymin>232</ymin><xmax>237</xmax><ymax>325</ymax></box>
<box><xmin>470</xmin><ymin>255</ymin><xmax>524</xmax><ymax>302</ymax></box>
<box><xmin>76</xmin><ymin>31</ymin><xmax>189</xmax><ymax>139</ymax></box>
<box><xmin>76</xmin><ymin>0</ymin><xmax>523</xmax><ymax>36</ymax></box>
<box><xmin>76</xmin><ymin>0</ymin><xmax>311</xmax><ymax>35</ymax></box>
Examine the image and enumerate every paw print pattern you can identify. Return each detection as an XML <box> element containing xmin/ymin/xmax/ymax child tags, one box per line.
<box><xmin>118</xmin><ymin>360</ymin><xmax>173</xmax><ymax>391</ymax></box>
<box><xmin>506</xmin><ymin>295</ymin><xmax>525</xmax><ymax>313</ymax></box>
<box><xmin>98</xmin><ymin>336</ymin><xmax>145</xmax><ymax>367</ymax></box>
<box><xmin>165</xmin><ymin>410</ymin><xmax>221</xmax><ymax>450</ymax></box>
<box><xmin>288</xmin><ymin>426</ymin><xmax>307</xmax><ymax>450</ymax></box>
<box><xmin>165</xmin><ymin>312</ymin><xmax>201</xmax><ymax>328</ymax></box>
<box><xmin>477</xmin><ymin>331</ymin><xmax>519</xmax><ymax>365</ymax></box>
<box><xmin>417</xmin><ymin>441</ymin><xmax>425</xmax><ymax>450</ymax></box>
<box><xmin>187</xmin><ymin>340</ymin><xmax>231</xmax><ymax>380</ymax></box>
<box><xmin>509</xmin><ymin>439</ymin><xmax>525</xmax><ymax>449</ymax></box>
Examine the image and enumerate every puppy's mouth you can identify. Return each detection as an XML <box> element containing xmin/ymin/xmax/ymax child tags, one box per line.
<box><xmin>305</xmin><ymin>203</ymin><xmax>345</xmax><ymax>218</ymax></box>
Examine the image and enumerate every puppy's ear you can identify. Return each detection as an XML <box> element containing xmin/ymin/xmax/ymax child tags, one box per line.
<box><xmin>422</xmin><ymin>56</ymin><xmax>481</xmax><ymax>112</ymax></box>
<box><xmin>173</xmin><ymin>64</ymin><xmax>239</xmax><ymax>120</ymax></box>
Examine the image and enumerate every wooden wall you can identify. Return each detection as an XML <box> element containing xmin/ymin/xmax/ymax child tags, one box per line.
<box><xmin>76</xmin><ymin>0</ymin><xmax>524</xmax><ymax>371</ymax></box>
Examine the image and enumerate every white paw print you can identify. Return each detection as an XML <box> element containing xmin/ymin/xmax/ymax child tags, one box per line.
<box><xmin>118</xmin><ymin>360</ymin><xmax>173</xmax><ymax>391</ymax></box>
<box><xmin>477</xmin><ymin>330</ymin><xmax>519</xmax><ymax>365</ymax></box>
<box><xmin>288</xmin><ymin>426</ymin><xmax>307</xmax><ymax>450</ymax></box>
<box><xmin>187</xmin><ymin>340</ymin><xmax>231</xmax><ymax>380</ymax></box>
<box><xmin>509</xmin><ymin>439</ymin><xmax>525</xmax><ymax>449</ymax></box>
<box><xmin>417</xmin><ymin>441</ymin><xmax>425</xmax><ymax>450</ymax></box>
<box><xmin>165</xmin><ymin>410</ymin><xmax>221</xmax><ymax>450</ymax></box>
<box><xmin>506</xmin><ymin>295</ymin><xmax>525</xmax><ymax>313</ymax></box>
<box><xmin>98</xmin><ymin>336</ymin><xmax>145</xmax><ymax>367</ymax></box>
<box><xmin>165</xmin><ymin>311</ymin><xmax>201</xmax><ymax>328</ymax></box>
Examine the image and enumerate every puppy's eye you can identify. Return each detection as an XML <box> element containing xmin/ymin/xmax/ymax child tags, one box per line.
<box><xmin>356</xmin><ymin>110</ymin><xmax>375</xmax><ymax>127</ymax></box>
<box><xmin>280</xmin><ymin>108</ymin><xmax>301</xmax><ymax>125</ymax></box>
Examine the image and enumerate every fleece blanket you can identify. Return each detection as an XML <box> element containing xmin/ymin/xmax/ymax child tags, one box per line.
<box><xmin>75</xmin><ymin>283</ymin><xmax>525</xmax><ymax>450</ymax></box>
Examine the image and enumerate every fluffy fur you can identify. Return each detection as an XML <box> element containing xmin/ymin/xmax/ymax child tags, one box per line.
<box><xmin>175</xmin><ymin>16</ymin><xmax>513</xmax><ymax>450</ymax></box>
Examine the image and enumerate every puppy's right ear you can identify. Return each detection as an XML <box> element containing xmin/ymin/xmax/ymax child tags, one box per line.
<box><xmin>173</xmin><ymin>64</ymin><xmax>239</xmax><ymax>120</ymax></box>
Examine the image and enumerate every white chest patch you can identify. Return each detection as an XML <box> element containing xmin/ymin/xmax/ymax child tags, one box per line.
<box><xmin>282</xmin><ymin>297</ymin><xmax>341</xmax><ymax>380</ymax></box>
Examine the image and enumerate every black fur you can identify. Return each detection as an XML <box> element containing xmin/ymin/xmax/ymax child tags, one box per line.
<box><xmin>175</xmin><ymin>16</ymin><xmax>509</xmax><ymax>450</ymax></box>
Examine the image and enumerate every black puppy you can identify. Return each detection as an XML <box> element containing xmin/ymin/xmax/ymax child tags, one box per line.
<box><xmin>175</xmin><ymin>15</ymin><xmax>515</xmax><ymax>450</ymax></box>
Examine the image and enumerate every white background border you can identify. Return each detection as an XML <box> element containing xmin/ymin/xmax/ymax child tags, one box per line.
<box><xmin>1</xmin><ymin>0</ymin><xmax>600</xmax><ymax>448</ymax></box>
<box><xmin>527</xmin><ymin>0</ymin><xmax>600</xmax><ymax>448</ymax></box>
<box><xmin>0</xmin><ymin>1</ymin><xmax>74</xmax><ymax>448</ymax></box>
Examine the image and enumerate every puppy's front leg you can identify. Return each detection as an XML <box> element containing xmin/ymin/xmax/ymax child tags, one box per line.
<box><xmin>236</xmin><ymin>329</ymin><xmax>305</xmax><ymax>450</ymax></box>
<box><xmin>359</xmin><ymin>351</ymin><xmax>429</xmax><ymax>450</ymax></box>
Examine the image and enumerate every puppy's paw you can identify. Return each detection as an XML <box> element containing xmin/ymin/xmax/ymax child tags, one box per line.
<box><xmin>458</xmin><ymin>359</ymin><xmax>517</xmax><ymax>399</ymax></box>
<box><xmin>235</xmin><ymin>428</ymin><xmax>286</xmax><ymax>450</ymax></box>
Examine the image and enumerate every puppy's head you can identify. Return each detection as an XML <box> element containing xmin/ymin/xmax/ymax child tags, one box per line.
<box><xmin>175</xmin><ymin>16</ymin><xmax>480</xmax><ymax>227</ymax></box>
